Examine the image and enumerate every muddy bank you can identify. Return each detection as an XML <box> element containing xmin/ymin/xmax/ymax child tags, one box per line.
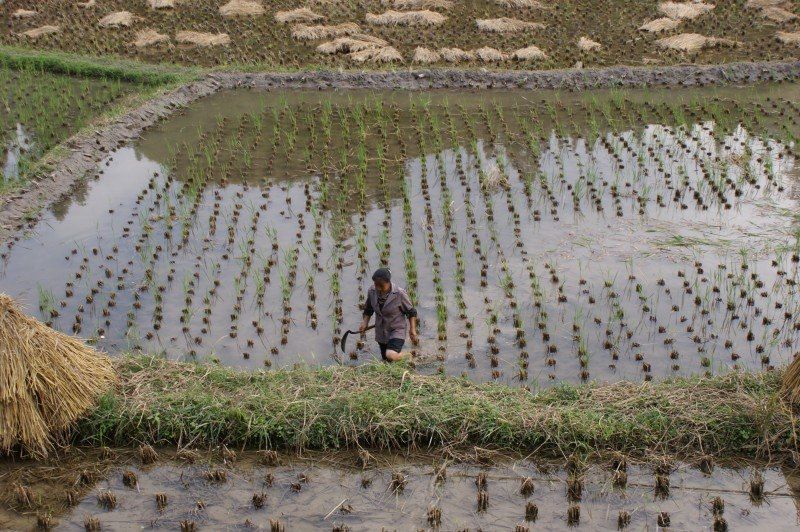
<box><xmin>1</xmin><ymin>59</ymin><xmax>799</xmax><ymax>243</ymax></box>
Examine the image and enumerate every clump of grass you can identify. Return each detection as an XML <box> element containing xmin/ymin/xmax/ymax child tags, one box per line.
<box><xmin>75</xmin><ymin>356</ymin><xmax>798</xmax><ymax>459</ymax></box>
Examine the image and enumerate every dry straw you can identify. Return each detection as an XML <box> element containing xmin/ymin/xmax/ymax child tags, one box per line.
<box><xmin>658</xmin><ymin>1</ymin><xmax>715</xmax><ymax>20</ymax></box>
<box><xmin>350</xmin><ymin>46</ymin><xmax>404</xmax><ymax>63</ymax></box>
<box><xmin>474</xmin><ymin>46</ymin><xmax>507</xmax><ymax>62</ymax></box>
<box><xmin>98</xmin><ymin>11</ymin><xmax>136</xmax><ymax>28</ymax></box>
<box><xmin>492</xmin><ymin>0</ymin><xmax>546</xmax><ymax>7</ymax></box>
<box><xmin>219</xmin><ymin>0</ymin><xmax>265</xmax><ymax>17</ymax></box>
<box><xmin>148</xmin><ymin>0</ymin><xmax>175</xmax><ymax>9</ymax></box>
<box><xmin>11</xmin><ymin>9</ymin><xmax>37</xmax><ymax>18</ymax></box>
<box><xmin>413</xmin><ymin>46</ymin><xmax>441</xmax><ymax>63</ymax></box>
<box><xmin>761</xmin><ymin>6</ymin><xmax>797</xmax><ymax>22</ymax></box>
<box><xmin>382</xmin><ymin>0</ymin><xmax>454</xmax><ymax>10</ymax></box>
<box><xmin>782</xmin><ymin>355</ymin><xmax>800</xmax><ymax>403</ymax></box>
<box><xmin>639</xmin><ymin>17</ymin><xmax>681</xmax><ymax>32</ymax></box>
<box><xmin>656</xmin><ymin>33</ymin><xmax>737</xmax><ymax>52</ymax></box>
<box><xmin>476</xmin><ymin>17</ymin><xmax>545</xmax><ymax>33</ymax></box>
<box><xmin>291</xmin><ymin>23</ymin><xmax>360</xmax><ymax>41</ymax></box>
<box><xmin>0</xmin><ymin>294</ymin><xmax>117</xmax><ymax>456</ymax></box>
<box><xmin>175</xmin><ymin>31</ymin><xmax>231</xmax><ymax>46</ymax></box>
<box><xmin>317</xmin><ymin>36</ymin><xmax>387</xmax><ymax>54</ymax></box>
<box><xmin>366</xmin><ymin>10</ymin><xmax>447</xmax><ymax>26</ymax></box>
<box><xmin>511</xmin><ymin>44</ymin><xmax>547</xmax><ymax>60</ymax></box>
<box><xmin>133</xmin><ymin>29</ymin><xmax>170</xmax><ymax>47</ymax></box>
<box><xmin>439</xmin><ymin>47</ymin><xmax>475</xmax><ymax>62</ymax></box>
<box><xmin>777</xmin><ymin>30</ymin><xmax>800</xmax><ymax>44</ymax></box>
<box><xmin>20</xmin><ymin>26</ymin><xmax>60</xmax><ymax>39</ymax></box>
<box><xmin>578</xmin><ymin>36</ymin><xmax>601</xmax><ymax>51</ymax></box>
<box><xmin>275</xmin><ymin>8</ymin><xmax>324</xmax><ymax>23</ymax></box>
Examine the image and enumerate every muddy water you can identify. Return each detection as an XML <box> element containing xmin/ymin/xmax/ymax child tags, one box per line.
<box><xmin>2</xmin><ymin>450</ymin><xmax>799</xmax><ymax>530</ymax></box>
<box><xmin>2</xmin><ymin>84</ymin><xmax>800</xmax><ymax>385</ymax></box>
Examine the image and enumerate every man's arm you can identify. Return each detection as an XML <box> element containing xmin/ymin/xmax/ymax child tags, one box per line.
<box><xmin>400</xmin><ymin>290</ymin><xmax>419</xmax><ymax>344</ymax></box>
<box><xmin>408</xmin><ymin>315</ymin><xmax>418</xmax><ymax>345</ymax></box>
<box><xmin>360</xmin><ymin>292</ymin><xmax>373</xmax><ymax>334</ymax></box>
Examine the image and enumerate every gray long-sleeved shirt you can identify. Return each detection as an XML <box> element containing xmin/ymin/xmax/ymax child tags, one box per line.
<box><xmin>363</xmin><ymin>283</ymin><xmax>417</xmax><ymax>343</ymax></box>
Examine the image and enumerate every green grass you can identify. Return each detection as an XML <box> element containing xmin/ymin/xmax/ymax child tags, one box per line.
<box><xmin>0</xmin><ymin>45</ymin><xmax>198</xmax><ymax>86</ymax></box>
<box><xmin>75</xmin><ymin>356</ymin><xmax>797</xmax><ymax>459</ymax></box>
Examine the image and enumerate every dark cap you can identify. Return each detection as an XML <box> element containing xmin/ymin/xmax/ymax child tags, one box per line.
<box><xmin>372</xmin><ymin>267</ymin><xmax>392</xmax><ymax>283</ymax></box>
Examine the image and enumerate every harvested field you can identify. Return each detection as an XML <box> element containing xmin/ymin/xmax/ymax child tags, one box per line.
<box><xmin>1</xmin><ymin>0</ymin><xmax>795</xmax><ymax>68</ymax></box>
<box><xmin>4</xmin><ymin>83</ymin><xmax>800</xmax><ymax>387</ymax></box>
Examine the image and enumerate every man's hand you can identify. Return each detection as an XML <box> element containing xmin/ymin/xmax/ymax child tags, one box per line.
<box><xmin>410</xmin><ymin>330</ymin><xmax>419</xmax><ymax>345</ymax></box>
<box><xmin>359</xmin><ymin>317</ymin><xmax>369</xmax><ymax>334</ymax></box>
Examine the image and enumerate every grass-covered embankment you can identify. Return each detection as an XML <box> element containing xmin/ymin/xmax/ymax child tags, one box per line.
<box><xmin>75</xmin><ymin>356</ymin><xmax>798</xmax><ymax>460</ymax></box>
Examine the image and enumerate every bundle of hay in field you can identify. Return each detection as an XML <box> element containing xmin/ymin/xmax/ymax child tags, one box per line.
<box><xmin>474</xmin><ymin>46</ymin><xmax>507</xmax><ymax>62</ymax></box>
<box><xmin>350</xmin><ymin>46</ymin><xmax>403</xmax><ymax>63</ymax></box>
<box><xmin>777</xmin><ymin>30</ymin><xmax>800</xmax><ymax>44</ymax></box>
<box><xmin>176</xmin><ymin>31</ymin><xmax>231</xmax><ymax>46</ymax></box>
<box><xmin>493</xmin><ymin>0</ymin><xmax>546</xmax><ymax>8</ymax></box>
<box><xmin>275</xmin><ymin>8</ymin><xmax>324</xmax><ymax>23</ymax></box>
<box><xmin>382</xmin><ymin>0</ymin><xmax>453</xmax><ymax>10</ymax></box>
<box><xmin>476</xmin><ymin>17</ymin><xmax>544</xmax><ymax>32</ymax></box>
<box><xmin>413</xmin><ymin>46</ymin><xmax>441</xmax><ymax>63</ymax></box>
<box><xmin>511</xmin><ymin>44</ymin><xmax>547</xmax><ymax>60</ymax></box>
<box><xmin>639</xmin><ymin>17</ymin><xmax>681</xmax><ymax>33</ymax></box>
<box><xmin>12</xmin><ymin>8</ymin><xmax>37</xmax><ymax>18</ymax></box>
<box><xmin>220</xmin><ymin>0</ymin><xmax>264</xmax><ymax>17</ymax></box>
<box><xmin>439</xmin><ymin>47</ymin><xmax>475</xmax><ymax>62</ymax></box>
<box><xmin>148</xmin><ymin>0</ymin><xmax>175</xmax><ymax>9</ymax></box>
<box><xmin>317</xmin><ymin>35</ymin><xmax>387</xmax><ymax>54</ymax></box>
<box><xmin>578</xmin><ymin>36</ymin><xmax>602</xmax><ymax>51</ymax></box>
<box><xmin>98</xmin><ymin>11</ymin><xmax>136</xmax><ymax>28</ymax></box>
<box><xmin>20</xmin><ymin>26</ymin><xmax>60</xmax><ymax>39</ymax></box>
<box><xmin>291</xmin><ymin>22</ymin><xmax>360</xmax><ymax>41</ymax></box>
<box><xmin>133</xmin><ymin>29</ymin><xmax>170</xmax><ymax>47</ymax></box>
<box><xmin>366</xmin><ymin>10</ymin><xmax>447</xmax><ymax>26</ymax></box>
<box><xmin>0</xmin><ymin>294</ymin><xmax>117</xmax><ymax>456</ymax></box>
<box><xmin>658</xmin><ymin>1</ymin><xmax>715</xmax><ymax>20</ymax></box>
<box><xmin>656</xmin><ymin>33</ymin><xmax>738</xmax><ymax>52</ymax></box>
<box><xmin>761</xmin><ymin>6</ymin><xmax>797</xmax><ymax>22</ymax></box>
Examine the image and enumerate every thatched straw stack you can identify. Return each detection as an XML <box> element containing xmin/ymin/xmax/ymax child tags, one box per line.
<box><xmin>20</xmin><ymin>26</ymin><xmax>60</xmax><ymax>39</ymax></box>
<box><xmin>413</xmin><ymin>46</ymin><xmax>441</xmax><ymax>63</ymax></box>
<box><xmin>777</xmin><ymin>31</ymin><xmax>800</xmax><ymax>44</ymax></box>
<box><xmin>366</xmin><ymin>10</ymin><xmax>447</xmax><ymax>26</ymax></box>
<box><xmin>133</xmin><ymin>28</ymin><xmax>170</xmax><ymax>47</ymax></box>
<box><xmin>511</xmin><ymin>44</ymin><xmax>547</xmax><ymax>60</ymax></box>
<box><xmin>656</xmin><ymin>33</ymin><xmax>737</xmax><ymax>52</ymax></box>
<box><xmin>291</xmin><ymin>23</ymin><xmax>360</xmax><ymax>41</ymax></box>
<box><xmin>350</xmin><ymin>46</ymin><xmax>404</xmax><ymax>63</ymax></box>
<box><xmin>219</xmin><ymin>0</ymin><xmax>265</xmax><ymax>17</ymax></box>
<box><xmin>12</xmin><ymin>8</ymin><xmax>37</xmax><ymax>18</ymax></box>
<box><xmin>98</xmin><ymin>11</ymin><xmax>137</xmax><ymax>28</ymax></box>
<box><xmin>658</xmin><ymin>1</ymin><xmax>715</xmax><ymax>20</ymax></box>
<box><xmin>317</xmin><ymin>35</ymin><xmax>387</xmax><ymax>54</ymax></box>
<box><xmin>0</xmin><ymin>294</ymin><xmax>117</xmax><ymax>456</ymax></box>
<box><xmin>476</xmin><ymin>17</ymin><xmax>544</xmax><ymax>33</ymax></box>
<box><xmin>176</xmin><ymin>31</ymin><xmax>231</xmax><ymax>46</ymax></box>
<box><xmin>578</xmin><ymin>36</ymin><xmax>601</xmax><ymax>51</ymax></box>
<box><xmin>439</xmin><ymin>47</ymin><xmax>475</xmax><ymax>62</ymax></box>
<box><xmin>383</xmin><ymin>0</ymin><xmax>453</xmax><ymax>9</ymax></box>
<box><xmin>639</xmin><ymin>17</ymin><xmax>681</xmax><ymax>33</ymax></box>
<box><xmin>275</xmin><ymin>8</ymin><xmax>324</xmax><ymax>23</ymax></box>
<box><xmin>474</xmin><ymin>46</ymin><xmax>507</xmax><ymax>62</ymax></box>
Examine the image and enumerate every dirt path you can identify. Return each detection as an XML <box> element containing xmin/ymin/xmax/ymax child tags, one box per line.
<box><xmin>1</xmin><ymin>59</ymin><xmax>799</xmax><ymax>241</ymax></box>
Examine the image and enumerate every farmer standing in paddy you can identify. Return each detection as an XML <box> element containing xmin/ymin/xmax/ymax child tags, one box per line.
<box><xmin>359</xmin><ymin>268</ymin><xmax>418</xmax><ymax>362</ymax></box>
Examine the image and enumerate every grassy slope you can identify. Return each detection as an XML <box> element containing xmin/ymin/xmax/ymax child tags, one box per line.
<box><xmin>76</xmin><ymin>356</ymin><xmax>798</xmax><ymax>459</ymax></box>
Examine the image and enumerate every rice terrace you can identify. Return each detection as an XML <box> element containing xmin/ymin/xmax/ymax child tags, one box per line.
<box><xmin>4</xmin><ymin>0</ymin><xmax>800</xmax><ymax>530</ymax></box>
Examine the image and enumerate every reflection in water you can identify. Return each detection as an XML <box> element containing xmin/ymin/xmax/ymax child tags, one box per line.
<box><xmin>2</xmin><ymin>123</ymin><xmax>32</xmax><ymax>181</ymax></box>
<box><xmin>2</xmin><ymin>87</ymin><xmax>800</xmax><ymax>387</ymax></box>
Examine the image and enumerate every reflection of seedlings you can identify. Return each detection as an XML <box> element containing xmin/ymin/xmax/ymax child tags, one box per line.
<box><xmin>155</xmin><ymin>493</ymin><xmax>168</xmax><ymax>511</ymax></box>
<box><xmin>657</xmin><ymin>512</ymin><xmax>670</xmax><ymax>527</ymax></box>
<box><xmin>515</xmin><ymin>525</ymin><xmax>529</xmax><ymax>532</ymax></box>
<box><xmin>618</xmin><ymin>510</ymin><xmax>631</xmax><ymax>529</ymax></box>
<box><xmin>477</xmin><ymin>489</ymin><xmax>488</xmax><ymax>511</ymax></box>
<box><xmin>613</xmin><ymin>469</ymin><xmax>628</xmax><ymax>488</ymax></box>
<box><xmin>567</xmin><ymin>476</ymin><xmax>583</xmax><ymax>501</ymax></box>
<box><xmin>476</xmin><ymin>472</ymin><xmax>487</xmax><ymax>489</ymax></box>
<box><xmin>252</xmin><ymin>492</ymin><xmax>266</xmax><ymax>509</ymax></box>
<box><xmin>180</xmin><ymin>520</ymin><xmax>197</xmax><ymax>532</ymax></box>
<box><xmin>750</xmin><ymin>470</ymin><xmax>765</xmax><ymax>503</ymax></box>
<box><xmin>270</xmin><ymin>519</ymin><xmax>285</xmax><ymax>532</ymax></box>
<box><xmin>567</xmin><ymin>504</ymin><xmax>580</xmax><ymax>526</ymax></box>
<box><xmin>427</xmin><ymin>505</ymin><xmax>442</xmax><ymax>526</ymax></box>
<box><xmin>713</xmin><ymin>515</ymin><xmax>728</xmax><ymax>531</ymax></box>
<box><xmin>711</xmin><ymin>496</ymin><xmax>724</xmax><ymax>515</ymax></box>
<box><xmin>525</xmin><ymin>502</ymin><xmax>538</xmax><ymax>522</ymax></box>
<box><xmin>97</xmin><ymin>491</ymin><xmax>117</xmax><ymax>510</ymax></box>
<box><xmin>390</xmin><ymin>472</ymin><xmax>406</xmax><ymax>493</ymax></box>
<box><xmin>122</xmin><ymin>470</ymin><xmax>138</xmax><ymax>489</ymax></box>
<box><xmin>84</xmin><ymin>516</ymin><xmax>101</xmax><ymax>531</ymax></box>
<box><xmin>520</xmin><ymin>477</ymin><xmax>535</xmax><ymax>496</ymax></box>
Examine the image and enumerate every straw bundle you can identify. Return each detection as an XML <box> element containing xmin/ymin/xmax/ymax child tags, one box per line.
<box><xmin>133</xmin><ymin>29</ymin><xmax>170</xmax><ymax>47</ymax></box>
<box><xmin>777</xmin><ymin>30</ymin><xmax>800</xmax><ymax>44</ymax></box>
<box><xmin>21</xmin><ymin>26</ymin><xmax>60</xmax><ymax>39</ymax></box>
<box><xmin>366</xmin><ymin>10</ymin><xmax>447</xmax><ymax>26</ymax></box>
<box><xmin>639</xmin><ymin>17</ymin><xmax>681</xmax><ymax>32</ymax></box>
<box><xmin>413</xmin><ymin>46</ymin><xmax>441</xmax><ymax>63</ymax></box>
<box><xmin>220</xmin><ymin>0</ymin><xmax>264</xmax><ymax>16</ymax></box>
<box><xmin>782</xmin><ymin>354</ymin><xmax>800</xmax><ymax>403</ymax></box>
<box><xmin>658</xmin><ymin>1</ymin><xmax>715</xmax><ymax>20</ymax></box>
<box><xmin>275</xmin><ymin>8</ymin><xmax>324</xmax><ymax>23</ymax></box>
<box><xmin>511</xmin><ymin>44</ymin><xmax>547</xmax><ymax>60</ymax></box>
<box><xmin>656</xmin><ymin>33</ymin><xmax>737</xmax><ymax>52</ymax></box>
<box><xmin>0</xmin><ymin>294</ymin><xmax>117</xmax><ymax>456</ymax></box>
<box><xmin>382</xmin><ymin>0</ymin><xmax>454</xmax><ymax>10</ymax></box>
<box><xmin>98</xmin><ymin>11</ymin><xmax>136</xmax><ymax>28</ymax></box>
<box><xmin>350</xmin><ymin>46</ymin><xmax>403</xmax><ymax>63</ymax></box>
<box><xmin>12</xmin><ymin>9</ymin><xmax>37</xmax><ymax>18</ymax></box>
<box><xmin>493</xmin><ymin>0</ymin><xmax>546</xmax><ymax>8</ymax></box>
<box><xmin>747</xmin><ymin>0</ymin><xmax>785</xmax><ymax>6</ymax></box>
<box><xmin>578</xmin><ymin>36</ymin><xmax>601</xmax><ymax>51</ymax></box>
<box><xmin>439</xmin><ymin>47</ymin><xmax>475</xmax><ymax>62</ymax></box>
<box><xmin>761</xmin><ymin>6</ymin><xmax>797</xmax><ymax>22</ymax></box>
<box><xmin>148</xmin><ymin>0</ymin><xmax>175</xmax><ymax>9</ymax></box>
<box><xmin>176</xmin><ymin>31</ymin><xmax>231</xmax><ymax>46</ymax></box>
<box><xmin>474</xmin><ymin>46</ymin><xmax>507</xmax><ymax>62</ymax></box>
<box><xmin>291</xmin><ymin>23</ymin><xmax>360</xmax><ymax>41</ymax></box>
<box><xmin>317</xmin><ymin>36</ymin><xmax>386</xmax><ymax>54</ymax></box>
<box><xmin>476</xmin><ymin>17</ymin><xmax>544</xmax><ymax>32</ymax></box>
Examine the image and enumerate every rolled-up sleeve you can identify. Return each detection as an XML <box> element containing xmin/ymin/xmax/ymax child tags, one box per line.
<box><xmin>400</xmin><ymin>290</ymin><xmax>417</xmax><ymax>318</ymax></box>
<box><xmin>363</xmin><ymin>293</ymin><xmax>374</xmax><ymax>317</ymax></box>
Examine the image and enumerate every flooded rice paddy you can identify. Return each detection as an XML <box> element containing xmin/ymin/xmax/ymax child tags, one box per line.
<box><xmin>3</xmin><ymin>83</ymin><xmax>800</xmax><ymax>386</ymax></box>
<box><xmin>3</xmin><ymin>449</ymin><xmax>800</xmax><ymax>530</ymax></box>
